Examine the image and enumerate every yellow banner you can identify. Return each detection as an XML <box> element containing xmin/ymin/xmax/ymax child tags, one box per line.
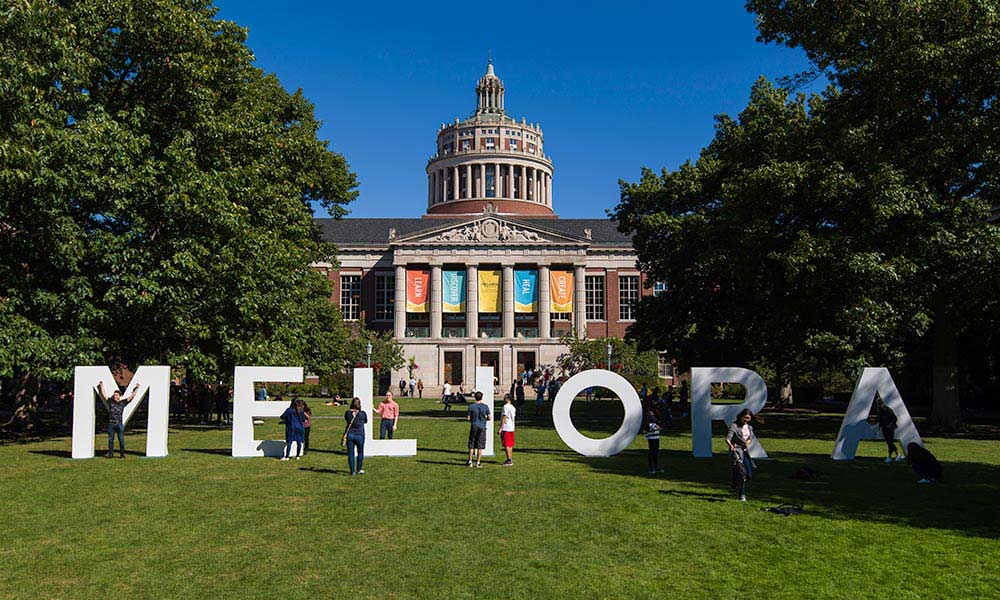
<box><xmin>550</xmin><ymin>270</ymin><xmax>574</xmax><ymax>313</ymax></box>
<box><xmin>478</xmin><ymin>269</ymin><xmax>502</xmax><ymax>313</ymax></box>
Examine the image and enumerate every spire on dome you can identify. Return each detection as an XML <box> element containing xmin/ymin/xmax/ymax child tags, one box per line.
<box><xmin>476</xmin><ymin>58</ymin><xmax>504</xmax><ymax>115</ymax></box>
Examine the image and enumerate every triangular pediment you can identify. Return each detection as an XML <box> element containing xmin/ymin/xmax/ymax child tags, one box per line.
<box><xmin>392</xmin><ymin>215</ymin><xmax>589</xmax><ymax>246</ymax></box>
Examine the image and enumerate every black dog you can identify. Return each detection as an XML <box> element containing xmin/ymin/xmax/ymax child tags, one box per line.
<box><xmin>907</xmin><ymin>442</ymin><xmax>943</xmax><ymax>483</ymax></box>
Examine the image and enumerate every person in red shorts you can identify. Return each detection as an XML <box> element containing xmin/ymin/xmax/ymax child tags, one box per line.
<box><xmin>498</xmin><ymin>393</ymin><xmax>516</xmax><ymax>466</ymax></box>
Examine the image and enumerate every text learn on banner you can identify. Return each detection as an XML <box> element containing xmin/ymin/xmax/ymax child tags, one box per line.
<box><xmin>442</xmin><ymin>270</ymin><xmax>467</xmax><ymax>313</ymax></box>
<box><xmin>549</xmin><ymin>269</ymin><xmax>573</xmax><ymax>313</ymax></box>
<box><xmin>406</xmin><ymin>269</ymin><xmax>430</xmax><ymax>313</ymax></box>
<box><xmin>478</xmin><ymin>269</ymin><xmax>502</xmax><ymax>313</ymax></box>
<box><xmin>514</xmin><ymin>269</ymin><xmax>538</xmax><ymax>313</ymax></box>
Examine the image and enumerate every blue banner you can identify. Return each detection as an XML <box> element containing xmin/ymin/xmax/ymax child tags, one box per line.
<box><xmin>514</xmin><ymin>269</ymin><xmax>538</xmax><ymax>313</ymax></box>
<box><xmin>442</xmin><ymin>270</ymin><xmax>467</xmax><ymax>313</ymax></box>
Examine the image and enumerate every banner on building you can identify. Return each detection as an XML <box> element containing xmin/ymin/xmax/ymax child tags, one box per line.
<box><xmin>550</xmin><ymin>270</ymin><xmax>573</xmax><ymax>313</ymax></box>
<box><xmin>514</xmin><ymin>269</ymin><xmax>538</xmax><ymax>313</ymax></box>
<box><xmin>442</xmin><ymin>270</ymin><xmax>467</xmax><ymax>313</ymax></box>
<box><xmin>406</xmin><ymin>268</ymin><xmax>430</xmax><ymax>313</ymax></box>
<box><xmin>478</xmin><ymin>269</ymin><xmax>502</xmax><ymax>313</ymax></box>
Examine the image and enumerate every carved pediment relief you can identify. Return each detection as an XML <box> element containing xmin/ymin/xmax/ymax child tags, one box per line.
<box><xmin>393</xmin><ymin>215</ymin><xmax>588</xmax><ymax>247</ymax></box>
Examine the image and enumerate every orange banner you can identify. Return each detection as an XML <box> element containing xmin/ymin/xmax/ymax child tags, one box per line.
<box><xmin>406</xmin><ymin>269</ymin><xmax>430</xmax><ymax>313</ymax></box>
<box><xmin>549</xmin><ymin>270</ymin><xmax>573</xmax><ymax>313</ymax></box>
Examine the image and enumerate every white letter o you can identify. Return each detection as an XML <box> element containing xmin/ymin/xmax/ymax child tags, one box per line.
<box><xmin>552</xmin><ymin>369</ymin><xmax>643</xmax><ymax>457</ymax></box>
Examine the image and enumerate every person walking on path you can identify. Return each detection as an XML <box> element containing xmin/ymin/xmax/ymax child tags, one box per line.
<box><xmin>409</xmin><ymin>376</ymin><xmax>417</xmax><ymax>398</ymax></box>
<box><xmin>498</xmin><ymin>393</ymin><xmax>516</xmax><ymax>466</ymax></box>
<box><xmin>377</xmin><ymin>392</ymin><xmax>399</xmax><ymax>439</ymax></box>
<box><xmin>344</xmin><ymin>398</ymin><xmax>368</xmax><ymax>475</ymax></box>
<box><xmin>417</xmin><ymin>379</ymin><xmax>424</xmax><ymax>399</ymax></box>
<box><xmin>726</xmin><ymin>409</ymin><xmax>756</xmax><ymax>501</ymax></box>
<box><xmin>466</xmin><ymin>391</ymin><xmax>492</xmax><ymax>468</ymax></box>
<box><xmin>875</xmin><ymin>396</ymin><xmax>903</xmax><ymax>462</ymax></box>
<box><xmin>644</xmin><ymin>414</ymin><xmax>662</xmax><ymax>474</ymax></box>
<box><xmin>281</xmin><ymin>399</ymin><xmax>306</xmax><ymax>460</ymax></box>
<box><xmin>442</xmin><ymin>380</ymin><xmax>453</xmax><ymax>411</ymax></box>
<box><xmin>534</xmin><ymin>381</ymin><xmax>546</xmax><ymax>416</ymax></box>
<box><xmin>302</xmin><ymin>401</ymin><xmax>312</xmax><ymax>455</ymax></box>
<box><xmin>95</xmin><ymin>381</ymin><xmax>140</xmax><ymax>458</ymax></box>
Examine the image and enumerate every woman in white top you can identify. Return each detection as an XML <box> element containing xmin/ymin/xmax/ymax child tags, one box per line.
<box><xmin>726</xmin><ymin>409</ymin><xmax>756</xmax><ymax>502</ymax></box>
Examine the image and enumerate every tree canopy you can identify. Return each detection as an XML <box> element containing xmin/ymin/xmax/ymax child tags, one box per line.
<box><xmin>1</xmin><ymin>0</ymin><xmax>358</xmax><ymax>426</ymax></box>
<box><xmin>614</xmin><ymin>0</ymin><xmax>1000</xmax><ymax>429</ymax></box>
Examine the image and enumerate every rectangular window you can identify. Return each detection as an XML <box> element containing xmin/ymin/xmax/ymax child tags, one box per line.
<box><xmin>653</xmin><ymin>281</ymin><xmax>668</xmax><ymax>297</ymax></box>
<box><xmin>618</xmin><ymin>275</ymin><xmax>639</xmax><ymax>321</ymax></box>
<box><xmin>461</xmin><ymin>140</ymin><xmax>470</xmax><ymax>151</ymax></box>
<box><xmin>585</xmin><ymin>275</ymin><xmax>605</xmax><ymax>321</ymax></box>
<box><xmin>340</xmin><ymin>274</ymin><xmax>362</xmax><ymax>321</ymax></box>
<box><xmin>509</xmin><ymin>140</ymin><xmax>518</xmax><ymax>150</ymax></box>
<box><xmin>375</xmin><ymin>273</ymin><xmax>393</xmax><ymax>321</ymax></box>
<box><xmin>485</xmin><ymin>165</ymin><xmax>495</xmax><ymax>197</ymax></box>
<box><xmin>551</xmin><ymin>312</ymin><xmax>571</xmax><ymax>321</ymax></box>
<box><xmin>485</xmin><ymin>138</ymin><xmax>495</xmax><ymax>149</ymax></box>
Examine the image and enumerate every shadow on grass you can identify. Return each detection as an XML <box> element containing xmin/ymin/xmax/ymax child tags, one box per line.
<box><xmin>659</xmin><ymin>489</ymin><xmax>727</xmax><ymax>503</ymax></box>
<box><xmin>299</xmin><ymin>466</ymin><xmax>345</xmax><ymax>475</ymax></box>
<box><xmin>182</xmin><ymin>448</ymin><xmax>232</xmax><ymax>456</ymax></box>
<box><xmin>560</xmin><ymin>448</ymin><xmax>1000</xmax><ymax>538</ymax></box>
<box><xmin>29</xmin><ymin>448</ymin><xmax>149</xmax><ymax>458</ymax></box>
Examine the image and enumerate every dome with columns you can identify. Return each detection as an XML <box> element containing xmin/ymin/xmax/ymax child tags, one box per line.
<box><xmin>426</xmin><ymin>60</ymin><xmax>555</xmax><ymax>217</ymax></box>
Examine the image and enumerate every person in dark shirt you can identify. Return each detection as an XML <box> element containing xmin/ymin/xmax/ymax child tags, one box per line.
<box><xmin>95</xmin><ymin>381</ymin><xmax>141</xmax><ymax>459</ymax></box>
<box><xmin>281</xmin><ymin>398</ymin><xmax>306</xmax><ymax>460</ymax></box>
<box><xmin>344</xmin><ymin>398</ymin><xmax>368</xmax><ymax>475</ymax></box>
<box><xmin>875</xmin><ymin>396</ymin><xmax>902</xmax><ymax>462</ymax></box>
<box><xmin>515</xmin><ymin>380</ymin><xmax>525</xmax><ymax>408</ymax></box>
<box><xmin>466</xmin><ymin>391</ymin><xmax>492</xmax><ymax>468</ymax></box>
<box><xmin>907</xmin><ymin>442</ymin><xmax>943</xmax><ymax>483</ymax></box>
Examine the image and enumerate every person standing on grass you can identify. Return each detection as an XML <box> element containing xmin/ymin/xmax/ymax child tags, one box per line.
<box><xmin>409</xmin><ymin>376</ymin><xmax>417</xmax><ymax>398</ymax></box>
<box><xmin>498</xmin><ymin>393</ymin><xmax>516</xmax><ymax>466</ymax></box>
<box><xmin>534</xmin><ymin>381</ymin><xmax>546</xmax><ymax>416</ymax></box>
<box><xmin>875</xmin><ymin>396</ymin><xmax>903</xmax><ymax>463</ymax></box>
<box><xmin>644</xmin><ymin>414</ymin><xmax>662</xmax><ymax>474</ymax></box>
<box><xmin>281</xmin><ymin>399</ymin><xmax>306</xmax><ymax>461</ymax></box>
<box><xmin>466</xmin><ymin>391</ymin><xmax>491</xmax><ymax>468</ymax></box>
<box><xmin>399</xmin><ymin>378</ymin><xmax>407</xmax><ymax>397</ymax></box>
<box><xmin>302</xmin><ymin>401</ymin><xmax>312</xmax><ymax>455</ymax></box>
<box><xmin>345</xmin><ymin>398</ymin><xmax>368</xmax><ymax>475</ymax></box>
<box><xmin>726</xmin><ymin>409</ymin><xmax>756</xmax><ymax>502</ymax></box>
<box><xmin>417</xmin><ymin>379</ymin><xmax>424</xmax><ymax>399</ymax></box>
<box><xmin>377</xmin><ymin>392</ymin><xmax>399</xmax><ymax>439</ymax></box>
<box><xmin>442</xmin><ymin>380</ymin><xmax>453</xmax><ymax>411</ymax></box>
<box><xmin>256</xmin><ymin>384</ymin><xmax>268</xmax><ymax>402</ymax></box>
<box><xmin>515</xmin><ymin>380</ymin><xmax>525</xmax><ymax>409</ymax></box>
<box><xmin>95</xmin><ymin>381</ymin><xmax>140</xmax><ymax>459</ymax></box>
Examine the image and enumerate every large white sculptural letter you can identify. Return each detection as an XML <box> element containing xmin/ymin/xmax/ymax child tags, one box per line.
<box><xmin>355</xmin><ymin>368</ymin><xmax>417</xmax><ymax>456</ymax></box>
<box><xmin>475</xmin><ymin>366</ymin><xmax>496</xmax><ymax>457</ymax></box>
<box><xmin>832</xmin><ymin>367</ymin><xmax>922</xmax><ymax>460</ymax></box>
<box><xmin>691</xmin><ymin>367</ymin><xmax>768</xmax><ymax>459</ymax></box>
<box><xmin>72</xmin><ymin>365</ymin><xmax>170</xmax><ymax>459</ymax></box>
<box><xmin>552</xmin><ymin>369</ymin><xmax>642</xmax><ymax>457</ymax></box>
<box><xmin>232</xmin><ymin>366</ymin><xmax>302</xmax><ymax>457</ymax></box>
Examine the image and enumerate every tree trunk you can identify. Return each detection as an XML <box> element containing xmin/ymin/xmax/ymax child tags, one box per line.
<box><xmin>779</xmin><ymin>371</ymin><xmax>794</xmax><ymax>408</ymax></box>
<box><xmin>929</xmin><ymin>318</ymin><xmax>962</xmax><ymax>431</ymax></box>
<box><xmin>3</xmin><ymin>371</ymin><xmax>40</xmax><ymax>430</ymax></box>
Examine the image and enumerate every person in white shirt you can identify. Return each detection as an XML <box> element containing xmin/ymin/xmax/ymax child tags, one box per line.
<box><xmin>442</xmin><ymin>380</ymin><xmax>453</xmax><ymax>411</ymax></box>
<box><xmin>498</xmin><ymin>393</ymin><xmax>516</xmax><ymax>466</ymax></box>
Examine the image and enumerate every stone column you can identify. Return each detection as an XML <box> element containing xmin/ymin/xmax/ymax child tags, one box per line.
<box><xmin>452</xmin><ymin>166</ymin><xmax>459</xmax><ymax>201</ymax></box>
<box><xmin>466</xmin><ymin>265</ymin><xmax>478</xmax><ymax>339</ymax></box>
<box><xmin>465</xmin><ymin>164</ymin><xmax>472</xmax><ymax>199</ymax></box>
<box><xmin>573</xmin><ymin>264</ymin><xmax>587</xmax><ymax>339</ymax></box>
<box><xmin>394</xmin><ymin>264</ymin><xmax>406</xmax><ymax>339</ymax></box>
<box><xmin>495</xmin><ymin>162</ymin><xmax>502</xmax><ymax>198</ymax></box>
<box><xmin>502</xmin><ymin>265</ymin><xmax>515</xmax><ymax>339</ymax></box>
<box><xmin>430</xmin><ymin>265</ymin><xmax>442</xmax><ymax>339</ymax></box>
<box><xmin>538</xmin><ymin>265</ymin><xmax>551</xmax><ymax>338</ymax></box>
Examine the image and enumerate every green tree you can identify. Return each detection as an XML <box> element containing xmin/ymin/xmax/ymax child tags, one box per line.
<box><xmin>1</xmin><ymin>1</ymin><xmax>358</xmax><ymax>428</ymax></box>
<box><xmin>557</xmin><ymin>333</ymin><xmax>659</xmax><ymax>388</ymax></box>
<box><xmin>615</xmin><ymin>1</ymin><xmax>1000</xmax><ymax>430</ymax></box>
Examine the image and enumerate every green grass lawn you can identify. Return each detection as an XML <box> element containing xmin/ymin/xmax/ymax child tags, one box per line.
<box><xmin>1</xmin><ymin>398</ymin><xmax>998</xmax><ymax>599</ymax></box>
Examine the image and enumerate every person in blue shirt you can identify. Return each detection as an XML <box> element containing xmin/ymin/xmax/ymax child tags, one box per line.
<box><xmin>466</xmin><ymin>391</ymin><xmax>491</xmax><ymax>468</ymax></box>
<box><xmin>344</xmin><ymin>398</ymin><xmax>368</xmax><ymax>475</ymax></box>
<box><xmin>255</xmin><ymin>384</ymin><xmax>268</xmax><ymax>402</ymax></box>
<box><xmin>280</xmin><ymin>398</ymin><xmax>306</xmax><ymax>461</ymax></box>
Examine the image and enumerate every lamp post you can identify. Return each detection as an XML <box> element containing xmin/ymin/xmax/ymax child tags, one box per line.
<box><xmin>606</xmin><ymin>342</ymin><xmax>612</xmax><ymax>370</ymax></box>
<box><xmin>366</xmin><ymin>341</ymin><xmax>373</xmax><ymax>369</ymax></box>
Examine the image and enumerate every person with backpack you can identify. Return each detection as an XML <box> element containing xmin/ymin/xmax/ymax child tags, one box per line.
<box><xmin>726</xmin><ymin>409</ymin><xmax>756</xmax><ymax>502</ymax></box>
<box><xmin>875</xmin><ymin>396</ymin><xmax>903</xmax><ymax>462</ymax></box>
<box><xmin>344</xmin><ymin>398</ymin><xmax>368</xmax><ymax>475</ymax></box>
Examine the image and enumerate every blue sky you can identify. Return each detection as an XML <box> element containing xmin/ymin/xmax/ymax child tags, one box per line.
<box><xmin>212</xmin><ymin>1</ymin><xmax>818</xmax><ymax>219</ymax></box>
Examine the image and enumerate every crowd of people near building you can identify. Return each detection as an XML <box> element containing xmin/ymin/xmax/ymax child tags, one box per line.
<box><xmin>169</xmin><ymin>381</ymin><xmax>233</xmax><ymax>425</ymax></box>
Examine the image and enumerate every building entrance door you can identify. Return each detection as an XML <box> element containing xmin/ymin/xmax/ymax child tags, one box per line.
<box><xmin>443</xmin><ymin>351</ymin><xmax>464</xmax><ymax>385</ymax></box>
<box><xmin>516</xmin><ymin>350</ymin><xmax>536</xmax><ymax>380</ymax></box>
<box><xmin>480</xmin><ymin>351</ymin><xmax>500</xmax><ymax>383</ymax></box>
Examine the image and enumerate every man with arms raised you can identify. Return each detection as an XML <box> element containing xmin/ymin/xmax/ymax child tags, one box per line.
<box><xmin>466</xmin><ymin>391</ymin><xmax>491</xmax><ymax>468</ymax></box>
